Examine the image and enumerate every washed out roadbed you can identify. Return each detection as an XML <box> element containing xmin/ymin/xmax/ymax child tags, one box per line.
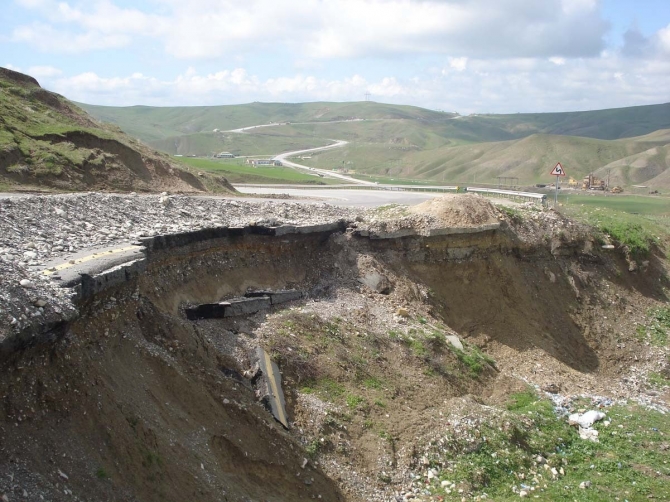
<box><xmin>0</xmin><ymin>193</ymin><xmax>668</xmax><ymax>502</ymax></box>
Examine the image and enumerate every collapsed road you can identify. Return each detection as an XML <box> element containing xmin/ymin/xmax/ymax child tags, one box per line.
<box><xmin>0</xmin><ymin>192</ymin><xmax>668</xmax><ymax>501</ymax></box>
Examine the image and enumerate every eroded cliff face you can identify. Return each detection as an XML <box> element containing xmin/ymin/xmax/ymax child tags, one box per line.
<box><xmin>0</xmin><ymin>205</ymin><xmax>668</xmax><ymax>502</ymax></box>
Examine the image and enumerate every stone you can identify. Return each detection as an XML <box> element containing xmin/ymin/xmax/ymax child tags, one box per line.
<box><xmin>358</xmin><ymin>271</ymin><xmax>392</xmax><ymax>294</ymax></box>
<box><xmin>542</xmin><ymin>383</ymin><xmax>561</xmax><ymax>394</ymax></box>
<box><xmin>19</xmin><ymin>279</ymin><xmax>35</xmax><ymax>288</ymax></box>
<box><xmin>519</xmin><ymin>490</ymin><xmax>528</xmax><ymax>497</ymax></box>
<box><xmin>579</xmin><ymin>481</ymin><xmax>591</xmax><ymax>489</ymax></box>
<box><xmin>23</xmin><ymin>251</ymin><xmax>37</xmax><ymax>260</ymax></box>
<box><xmin>396</xmin><ymin>307</ymin><xmax>410</xmax><ymax>317</ymax></box>
<box><xmin>445</xmin><ymin>335</ymin><xmax>464</xmax><ymax>351</ymax></box>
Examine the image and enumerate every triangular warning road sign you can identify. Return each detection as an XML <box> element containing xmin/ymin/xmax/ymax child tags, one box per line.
<box><xmin>550</xmin><ymin>162</ymin><xmax>566</xmax><ymax>176</ymax></box>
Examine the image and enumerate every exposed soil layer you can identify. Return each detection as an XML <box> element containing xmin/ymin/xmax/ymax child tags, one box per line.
<box><xmin>0</xmin><ymin>203</ymin><xmax>668</xmax><ymax>501</ymax></box>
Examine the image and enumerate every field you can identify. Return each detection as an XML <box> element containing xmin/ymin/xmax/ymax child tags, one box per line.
<box><xmin>559</xmin><ymin>193</ymin><xmax>670</xmax><ymax>215</ymax></box>
<box><xmin>558</xmin><ymin>193</ymin><xmax>670</xmax><ymax>254</ymax></box>
<box><xmin>180</xmin><ymin>157</ymin><xmax>340</xmax><ymax>184</ymax></box>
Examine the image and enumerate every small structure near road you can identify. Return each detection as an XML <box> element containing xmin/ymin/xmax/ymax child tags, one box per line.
<box><xmin>215</xmin><ymin>152</ymin><xmax>235</xmax><ymax>158</ymax></box>
<box><xmin>246</xmin><ymin>158</ymin><xmax>273</xmax><ymax>166</ymax></box>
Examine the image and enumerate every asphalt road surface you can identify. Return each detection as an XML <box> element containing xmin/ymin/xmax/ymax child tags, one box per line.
<box><xmin>234</xmin><ymin>187</ymin><xmax>440</xmax><ymax>206</ymax></box>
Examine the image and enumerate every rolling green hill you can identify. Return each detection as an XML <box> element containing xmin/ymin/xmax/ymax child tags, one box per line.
<box><xmin>79</xmin><ymin>100</ymin><xmax>670</xmax><ymax>145</ymax></box>
<box><xmin>299</xmin><ymin>129</ymin><xmax>670</xmax><ymax>188</ymax></box>
<box><xmin>77</xmin><ymin>101</ymin><xmax>457</xmax><ymax>143</ymax></box>
<box><xmin>78</xmin><ymin>96</ymin><xmax>670</xmax><ymax>190</ymax></box>
<box><xmin>0</xmin><ymin>67</ymin><xmax>235</xmax><ymax>193</ymax></box>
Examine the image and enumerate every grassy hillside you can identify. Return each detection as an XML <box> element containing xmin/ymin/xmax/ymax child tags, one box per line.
<box><xmin>78</xmin><ymin>96</ymin><xmax>670</xmax><ymax>190</ymax></box>
<box><xmin>470</xmin><ymin>102</ymin><xmax>670</xmax><ymax>140</ymax></box>
<box><xmin>80</xmin><ymin>100</ymin><xmax>670</xmax><ymax>145</ymax></box>
<box><xmin>151</xmin><ymin>129</ymin><xmax>332</xmax><ymax>157</ymax></box>
<box><xmin>298</xmin><ymin>130</ymin><xmax>670</xmax><ymax>187</ymax></box>
<box><xmin>180</xmin><ymin>157</ymin><xmax>340</xmax><ymax>184</ymax></box>
<box><xmin>0</xmin><ymin>67</ymin><xmax>234</xmax><ymax>193</ymax></box>
<box><xmin>78</xmin><ymin>101</ymin><xmax>457</xmax><ymax>143</ymax></box>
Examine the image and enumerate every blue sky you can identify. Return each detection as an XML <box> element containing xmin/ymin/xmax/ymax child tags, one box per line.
<box><xmin>1</xmin><ymin>0</ymin><xmax>669</xmax><ymax>113</ymax></box>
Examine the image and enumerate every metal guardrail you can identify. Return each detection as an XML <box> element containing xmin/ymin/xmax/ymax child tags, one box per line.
<box><xmin>465</xmin><ymin>187</ymin><xmax>547</xmax><ymax>205</ymax></box>
<box><xmin>235</xmin><ymin>183</ymin><xmax>459</xmax><ymax>192</ymax></box>
<box><xmin>234</xmin><ymin>183</ymin><xmax>547</xmax><ymax>204</ymax></box>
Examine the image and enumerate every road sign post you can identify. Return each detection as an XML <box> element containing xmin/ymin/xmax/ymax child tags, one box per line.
<box><xmin>550</xmin><ymin>162</ymin><xmax>566</xmax><ymax>207</ymax></box>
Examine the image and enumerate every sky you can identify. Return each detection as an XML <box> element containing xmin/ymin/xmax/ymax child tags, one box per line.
<box><xmin>1</xmin><ymin>0</ymin><xmax>670</xmax><ymax>114</ymax></box>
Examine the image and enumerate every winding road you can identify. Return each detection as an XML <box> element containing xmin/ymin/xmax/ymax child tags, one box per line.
<box><xmin>227</xmin><ymin>121</ymin><xmax>375</xmax><ymax>185</ymax></box>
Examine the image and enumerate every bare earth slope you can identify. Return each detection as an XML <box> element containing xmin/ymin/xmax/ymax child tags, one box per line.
<box><xmin>0</xmin><ymin>68</ymin><xmax>235</xmax><ymax>193</ymax></box>
<box><xmin>0</xmin><ymin>194</ymin><xmax>668</xmax><ymax>501</ymax></box>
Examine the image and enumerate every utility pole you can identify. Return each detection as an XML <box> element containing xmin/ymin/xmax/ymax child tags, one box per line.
<box><xmin>364</xmin><ymin>92</ymin><xmax>371</xmax><ymax>102</ymax></box>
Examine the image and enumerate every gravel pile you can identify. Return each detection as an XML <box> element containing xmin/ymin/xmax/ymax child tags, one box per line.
<box><xmin>0</xmin><ymin>192</ymin><xmax>366</xmax><ymax>342</ymax></box>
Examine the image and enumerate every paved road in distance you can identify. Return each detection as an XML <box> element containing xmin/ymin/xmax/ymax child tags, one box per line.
<box><xmin>234</xmin><ymin>186</ymin><xmax>441</xmax><ymax>206</ymax></box>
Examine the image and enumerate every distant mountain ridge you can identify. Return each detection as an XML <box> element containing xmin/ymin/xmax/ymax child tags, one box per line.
<box><xmin>79</xmin><ymin>100</ymin><xmax>670</xmax><ymax>145</ymax></box>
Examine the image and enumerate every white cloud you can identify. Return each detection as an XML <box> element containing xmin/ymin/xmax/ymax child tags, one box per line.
<box><xmin>37</xmin><ymin>54</ymin><xmax>670</xmax><ymax>113</ymax></box>
<box><xmin>11</xmin><ymin>0</ymin><xmax>610</xmax><ymax>59</ymax></box>
<box><xmin>658</xmin><ymin>23</ymin><xmax>670</xmax><ymax>53</ymax></box>
<box><xmin>27</xmin><ymin>65</ymin><xmax>62</xmax><ymax>77</ymax></box>
<box><xmin>12</xmin><ymin>22</ymin><xmax>130</xmax><ymax>52</ymax></box>
<box><xmin>449</xmin><ymin>57</ymin><xmax>468</xmax><ymax>72</ymax></box>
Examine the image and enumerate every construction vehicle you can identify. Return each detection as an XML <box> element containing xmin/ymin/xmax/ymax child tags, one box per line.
<box><xmin>582</xmin><ymin>174</ymin><xmax>605</xmax><ymax>190</ymax></box>
<box><xmin>568</xmin><ymin>177</ymin><xmax>579</xmax><ymax>188</ymax></box>
<box><xmin>610</xmin><ymin>186</ymin><xmax>623</xmax><ymax>194</ymax></box>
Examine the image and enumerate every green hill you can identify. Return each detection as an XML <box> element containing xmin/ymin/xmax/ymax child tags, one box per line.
<box><xmin>79</xmin><ymin>100</ymin><xmax>670</xmax><ymax>146</ymax></box>
<box><xmin>78</xmin><ymin>95</ymin><xmax>670</xmax><ymax>190</ymax></box>
<box><xmin>0</xmin><ymin>67</ymin><xmax>234</xmax><ymax>193</ymax></box>
<box><xmin>77</xmin><ymin>101</ymin><xmax>456</xmax><ymax>144</ymax></box>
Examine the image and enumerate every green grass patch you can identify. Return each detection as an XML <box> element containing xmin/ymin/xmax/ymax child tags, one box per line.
<box><xmin>95</xmin><ymin>467</ymin><xmax>109</xmax><ymax>479</ymax></box>
<box><xmin>363</xmin><ymin>377</ymin><xmax>383</xmax><ymax>389</ymax></box>
<box><xmin>506</xmin><ymin>389</ymin><xmax>540</xmax><ymax>411</ymax></box>
<box><xmin>562</xmin><ymin>201</ymin><xmax>668</xmax><ymax>256</ymax></box>
<box><xmin>180</xmin><ymin>157</ymin><xmax>342</xmax><ymax>184</ymax></box>
<box><xmin>636</xmin><ymin>307</ymin><xmax>670</xmax><ymax>346</ymax></box>
<box><xmin>560</xmin><ymin>193</ymin><xmax>670</xmax><ymax>216</ymax></box>
<box><xmin>407</xmin><ymin>338</ymin><xmax>428</xmax><ymax>357</ymax></box>
<box><xmin>345</xmin><ymin>394</ymin><xmax>366</xmax><ymax>409</ymax></box>
<box><xmin>499</xmin><ymin>205</ymin><xmax>524</xmax><ymax>223</ymax></box>
<box><xmin>647</xmin><ymin>371</ymin><xmax>670</xmax><ymax>388</ymax></box>
<box><xmin>450</xmin><ymin>343</ymin><xmax>495</xmax><ymax>377</ymax></box>
<box><xmin>427</xmin><ymin>400</ymin><xmax>670</xmax><ymax>501</ymax></box>
<box><xmin>648</xmin><ymin>307</ymin><xmax>670</xmax><ymax>346</ymax></box>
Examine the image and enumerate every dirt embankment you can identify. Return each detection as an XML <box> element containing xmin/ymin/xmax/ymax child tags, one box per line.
<box><xmin>0</xmin><ymin>197</ymin><xmax>668</xmax><ymax>501</ymax></box>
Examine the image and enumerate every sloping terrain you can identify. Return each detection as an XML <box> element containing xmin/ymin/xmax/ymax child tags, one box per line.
<box><xmin>78</xmin><ymin>101</ymin><xmax>458</xmax><ymax>144</ymax></box>
<box><xmin>0</xmin><ymin>194</ymin><xmax>668</xmax><ymax>501</ymax></box>
<box><xmin>302</xmin><ymin>128</ymin><xmax>670</xmax><ymax>188</ymax></box>
<box><xmin>79</xmin><ymin>101</ymin><xmax>670</xmax><ymax>145</ymax></box>
<box><xmin>0</xmin><ymin>68</ymin><xmax>235</xmax><ymax>193</ymax></box>
<box><xmin>80</xmin><ymin>98</ymin><xmax>670</xmax><ymax>188</ymax></box>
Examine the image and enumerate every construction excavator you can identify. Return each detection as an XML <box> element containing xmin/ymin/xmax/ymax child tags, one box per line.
<box><xmin>582</xmin><ymin>174</ymin><xmax>606</xmax><ymax>190</ymax></box>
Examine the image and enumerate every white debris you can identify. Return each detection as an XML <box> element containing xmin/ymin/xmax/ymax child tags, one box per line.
<box><xmin>568</xmin><ymin>410</ymin><xmax>606</xmax><ymax>428</ymax></box>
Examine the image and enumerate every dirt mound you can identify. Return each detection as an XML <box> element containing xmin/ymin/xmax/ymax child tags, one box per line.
<box><xmin>410</xmin><ymin>193</ymin><xmax>500</xmax><ymax>227</ymax></box>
